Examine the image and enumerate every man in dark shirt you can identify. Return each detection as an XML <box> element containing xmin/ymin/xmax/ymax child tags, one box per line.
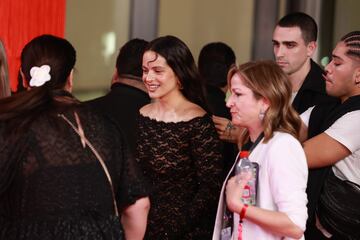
<box><xmin>213</xmin><ymin>13</ymin><xmax>336</xmax><ymax>140</ymax></box>
<box><xmin>86</xmin><ymin>38</ymin><xmax>150</xmax><ymax>154</ymax></box>
<box><xmin>272</xmin><ymin>12</ymin><xmax>339</xmax><ymax>239</ymax></box>
<box><xmin>272</xmin><ymin>12</ymin><xmax>337</xmax><ymax>114</ymax></box>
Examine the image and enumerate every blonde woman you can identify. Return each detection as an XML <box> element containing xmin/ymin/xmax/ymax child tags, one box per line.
<box><xmin>213</xmin><ymin>60</ymin><xmax>308</xmax><ymax>240</ymax></box>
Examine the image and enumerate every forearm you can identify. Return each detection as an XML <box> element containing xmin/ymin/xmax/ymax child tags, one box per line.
<box><xmin>299</xmin><ymin>121</ymin><xmax>308</xmax><ymax>142</ymax></box>
<box><xmin>121</xmin><ymin>197</ymin><xmax>150</xmax><ymax>240</ymax></box>
<box><xmin>303</xmin><ymin>133</ymin><xmax>351</xmax><ymax>168</ymax></box>
<box><xmin>243</xmin><ymin>205</ymin><xmax>304</xmax><ymax>239</ymax></box>
<box><xmin>226</xmin><ymin>178</ymin><xmax>304</xmax><ymax>239</ymax></box>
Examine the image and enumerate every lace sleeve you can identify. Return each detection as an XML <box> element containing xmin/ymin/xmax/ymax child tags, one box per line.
<box><xmin>76</xmin><ymin>106</ymin><xmax>149</xmax><ymax>209</ymax></box>
<box><xmin>113</xmin><ymin>124</ymin><xmax>149</xmax><ymax>208</ymax></box>
<box><xmin>186</xmin><ymin>116</ymin><xmax>223</xmax><ymax>232</ymax></box>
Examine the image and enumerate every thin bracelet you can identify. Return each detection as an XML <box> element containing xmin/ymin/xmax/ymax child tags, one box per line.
<box><xmin>240</xmin><ymin>204</ymin><xmax>248</xmax><ymax>220</ymax></box>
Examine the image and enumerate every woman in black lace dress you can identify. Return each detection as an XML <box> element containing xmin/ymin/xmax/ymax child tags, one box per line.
<box><xmin>138</xmin><ymin>35</ymin><xmax>223</xmax><ymax>239</ymax></box>
<box><xmin>0</xmin><ymin>35</ymin><xmax>150</xmax><ymax>239</ymax></box>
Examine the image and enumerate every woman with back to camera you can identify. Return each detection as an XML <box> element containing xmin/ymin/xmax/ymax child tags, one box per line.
<box><xmin>137</xmin><ymin>35</ymin><xmax>223</xmax><ymax>239</ymax></box>
<box><xmin>213</xmin><ymin>60</ymin><xmax>308</xmax><ymax>240</ymax></box>
<box><xmin>0</xmin><ymin>34</ymin><xmax>149</xmax><ymax>239</ymax></box>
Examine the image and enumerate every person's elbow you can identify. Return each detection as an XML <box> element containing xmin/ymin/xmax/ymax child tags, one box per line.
<box><xmin>121</xmin><ymin>197</ymin><xmax>150</xmax><ymax>240</ymax></box>
<box><xmin>282</xmin><ymin>221</ymin><xmax>304</xmax><ymax>240</ymax></box>
<box><xmin>123</xmin><ymin>197</ymin><xmax>150</xmax><ymax>216</ymax></box>
<box><xmin>285</xmin><ymin>213</ymin><xmax>306</xmax><ymax>239</ymax></box>
<box><xmin>289</xmin><ymin>226</ymin><xmax>304</xmax><ymax>239</ymax></box>
<box><xmin>141</xmin><ymin>197</ymin><xmax>151</xmax><ymax>214</ymax></box>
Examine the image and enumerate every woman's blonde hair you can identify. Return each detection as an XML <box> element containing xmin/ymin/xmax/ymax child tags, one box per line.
<box><xmin>228</xmin><ymin>60</ymin><xmax>301</xmax><ymax>144</ymax></box>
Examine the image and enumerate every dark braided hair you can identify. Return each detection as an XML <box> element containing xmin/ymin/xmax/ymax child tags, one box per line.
<box><xmin>341</xmin><ymin>31</ymin><xmax>360</xmax><ymax>60</ymax></box>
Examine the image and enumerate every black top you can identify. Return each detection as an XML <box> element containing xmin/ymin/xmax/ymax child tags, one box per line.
<box><xmin>86</xmin><ymin>82</ymin><xmax>150</xmax><ymax>154</ymax></box>
<box><xmin>136</xmin><ymin>114</ymin><xmax>223</xmax><ymax>239</ymax></box>
<box><xmin>305</xmin><ymin>95</ymin><xmax>360</xmax><ymax>230</ymax></box>
<box><xmin>206</xmin><ymin>85</ymin><xmax>237</xmax><ymax>176</ymax></box>
<box><xmin>0</xmin><ymin>104</ymin><xmax>148</xmax><ymax>239</ymax></box>
<box><xmin>206</xmin><ymin>85</ymin><xmax>230</xmax><ymax>118</ymax></box>
<box><xmin>289</xmin><ymin>60</ymin><xmax>336</xmax><ymax>239</ymax></box>
<box><xmin>292</xmin><ymin>59</ymin><xmax>337</xmax><ymax>114</ymax></box>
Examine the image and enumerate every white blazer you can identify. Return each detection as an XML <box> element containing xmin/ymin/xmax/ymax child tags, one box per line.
<box><xmin>212</xmin><ymin>132</ymin><xmax>308</xmax><ymax>240</ymax></box>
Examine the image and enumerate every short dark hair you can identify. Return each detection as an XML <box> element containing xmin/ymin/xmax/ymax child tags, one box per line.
<box><xmin>198</xmin><ymin>42</ymin><xmax>236</xmax><ymax>88</ymax></box>
<box><xmin>277</xmin><ymin>12</ymin><xmax>317</xmax><ymax>44</ymax></box>
<box><xmin>145</xmin><ymin>35</ymin><xmax>208</xmax><ymax>111</ymax></box>
<box><xmin>116</xmin><ymin>38</ymin><xmax>148</xmax><ymax>78</ymax></box>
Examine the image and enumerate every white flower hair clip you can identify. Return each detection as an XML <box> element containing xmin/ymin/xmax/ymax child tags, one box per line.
<box><xmin>29</xmin><ymin>65</ymin><xmax>51</xmax><ymax>87</ymax></box>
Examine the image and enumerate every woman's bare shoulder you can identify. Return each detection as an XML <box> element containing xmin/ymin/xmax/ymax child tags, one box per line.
<box><xmin>182</xmin><ymin>102</ymin><xmax>206</xmax><ymax>119</ymax></box>
<box><xmin>139</xmin><ymin>103</ymin><xmax>154</xmax><ymax>116</ymax></box>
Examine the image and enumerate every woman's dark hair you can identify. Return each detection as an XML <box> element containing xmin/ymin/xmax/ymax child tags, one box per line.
<box><xmin>145</xmin><ymin>35</ymin><xmax>209</xmax><ymax>111</ymax></box>
<box><xmin>0</xmin><ymin>34</ymin><xmax>78</xmax><ymax>129</ymax></box>
<box><xmin>21</xmin><ymin>34</ymin><xmax>76</xmax><ymax>90</ymax></box>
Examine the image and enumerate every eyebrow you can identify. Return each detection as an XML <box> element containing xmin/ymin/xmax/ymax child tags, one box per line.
<box><xmin>152</xmin><ymin>66</ymin><xmax>164</xmax><ymax>70</ymax></box>
<box><xmin>142</xmin><ymin>65</ymin><xmax>164</xmax><ymax>70</ymax></box>
<box><xmin>231</xmin><ymin>87</ymin><xmax>242</xmax><ymax>92</ymax></box>
<box><xmin>276</xmin><ymin>40</ymin><xmax>297</xmax><ymax>45</ymax></box>
<box><xmin>332</xmin><ymin>54</ymin><xmax>343</xmax><ymax>61</ymax></box>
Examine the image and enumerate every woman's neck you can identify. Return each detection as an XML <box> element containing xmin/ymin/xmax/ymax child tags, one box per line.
<box><xmin>157</xmin><ymin>90</ymin><xmax>187</xmax><ymax>111</ymax></box>
<box><xmin>248</xmin><ymin>125</ymin><xmax>264</xmax><ymax>142</ymax></box>
<box><xmin>149</xmin><ymin>92</ymin><xmax>191</xmax><ymax>122</ymax></box>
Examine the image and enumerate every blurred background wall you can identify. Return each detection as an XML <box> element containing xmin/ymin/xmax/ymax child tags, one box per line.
<box><xmin>64</xmin><ymin>0</ymin><xmax>359</xmax><ymax>100</ymax></box>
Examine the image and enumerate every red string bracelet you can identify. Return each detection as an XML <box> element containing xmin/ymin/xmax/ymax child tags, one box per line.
<box><xmin>240</xmin><ymin>204</ymin><xmax>248</xmax><ymax>220</ymax></box>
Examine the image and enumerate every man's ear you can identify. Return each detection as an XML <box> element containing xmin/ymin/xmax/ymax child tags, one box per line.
<box><xmin>20</xmin><ymin>68</ymin><xmax>30</xmax><ymax>90</ymax></box>
<box><xmin>261</xmin><ymin>97</ymin><xmax>270</xmax><ymax>112</ymax></box>
<box><xmin>354</xmin><ymin>67</ymin><xmax>360</xmax><ymax>86</ymax></box>
<box><xmin>306</xmin><ymin>41</ymin><xmax>317</xmax><ymax>57</ymax></box>
<box><xmin>111</xmin><ymin>69</ymin><xmax>119</xmax><ymax>85</ymax></box>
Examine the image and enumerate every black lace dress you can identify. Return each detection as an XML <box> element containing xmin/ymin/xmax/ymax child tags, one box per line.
<box><xmin>137</xmin><ymin>114</ymin><xmax>223</xmax><ymax>239</ymax></box>
<box><xmin>0</xmin><ymin>105</ymin><xmax>148</xmax><ymax>240</ymax></box>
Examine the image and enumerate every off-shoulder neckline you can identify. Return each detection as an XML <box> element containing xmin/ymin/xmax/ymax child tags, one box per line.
<box><xmin>139</xmin><ymin>113</ymin><xmax>210</xmax><ymax>125</ymax></box>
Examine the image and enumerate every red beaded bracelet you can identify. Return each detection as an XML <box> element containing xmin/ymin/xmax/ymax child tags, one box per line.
<box><xmin>240</xmin><ymin>204</ymin><xmax>248</xmax><ymax>220</ymax></box>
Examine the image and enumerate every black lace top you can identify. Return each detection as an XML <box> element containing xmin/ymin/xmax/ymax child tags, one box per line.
<box><xmin>137</xmin><ymin>114</ymin><xmax>223</xmax><ymax>239</ymax></box>
<box><xmin>0</xmin><ymin>105</ymin><xmax>148</xmax><ymax>240</ymax></box>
